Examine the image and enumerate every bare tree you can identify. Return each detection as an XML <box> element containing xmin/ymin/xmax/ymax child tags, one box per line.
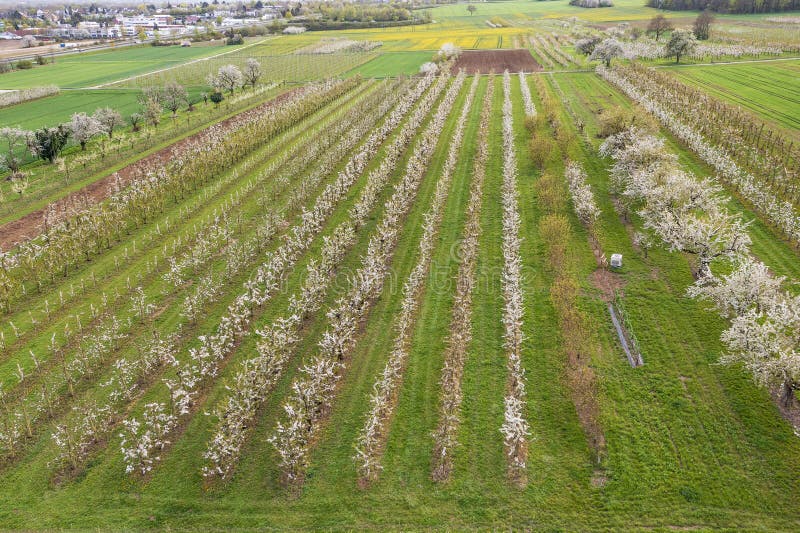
<box><xmin>647</xmin><ymin>14</ymin><xmax>673</xmax><ymax>41</ymax></box>
<box><xmin>693</xmin><ymin>10</ymin><xmax>714</xmax><ymax>40</ymax></box>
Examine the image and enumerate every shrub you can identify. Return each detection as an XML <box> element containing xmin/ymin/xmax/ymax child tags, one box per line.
<box><xmin>528</xmin><ymin>135</ymin><xmax>554</xmax><ymax>168</ymax></box>
<box><xmin>35</xmin><ymin>55</ymin><xmax>46</xmax><ymax>65</ymax></box>
<box><xmin>210</xmin><ymin>91</ymin><xmax>224</xmax><ymax>106</ymax></box>
<box><xmin>524</xmin><ymin>113</ymin><xmax>545</xmax><ymax>132</ymax></box>
<box><xmin>597</xmin><ymin>105</ymin><xmax>657</xmax><ymax>138</ymax></box>
<box><xmin>227</xmin><ymin>33</ymin><xmax>244</xmax><ymax>45</ymax></box>
<box><xmin>15</xmin><ymin>60</ymin><xmax>33</xmax><ymax>70</ymax></box>
<box><xmin>538</xmin><ymin>214</ymin><xmax>571</xmax><ymax>271</ymax></box>
<box><xmin>535</xmin><ymin>172</ymin><xmax>565</xmax><ymax>214</ymax></box>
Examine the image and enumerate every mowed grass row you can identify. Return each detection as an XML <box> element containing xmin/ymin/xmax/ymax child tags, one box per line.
<box><xmin>345</xmin><ymin>51</ymin><xmax>432</xmax><ymax>77</ymax></box>
<box><xmin>668</xmin><ymin>60</ymin><xmax>800</xmax><ymax>138</ymax></box>
<box><xmin>0</xmin><ymin>87</ymin><xmax>209</xmax><ymax>133</ymax></box>
<box><xmin>112</xmin><ymin>52</ymin><xmax>375</xmax><ymax>88</ymax></box>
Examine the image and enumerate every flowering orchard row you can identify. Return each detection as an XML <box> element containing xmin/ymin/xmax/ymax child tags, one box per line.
<box><xmin>0</xmin><ymin>79</ymin><xmax>393</xmax><ymax>472</ymax></box>
<box><xmin>116</xmin><ymin>77</ymin><xmax>422</xmax><ymax>477</ymax></box>
<box><xmin>353</xmin><ymin>75</ymin><xmax>478</xmax><ymax>484</ymax></box>
<box><xmin>201</xmin><ymin>74</ymin><xmax>439</xmax><ymax>481</ymax></box>
<box><xmin>270</xmin><ymin>71</ymin><xmax>467</xmax><ymax>487</ymax></box>
<box><xmin>599</xmin><ymin>66</ymin><xmax>800</xmax><ymax>247</ymax></box>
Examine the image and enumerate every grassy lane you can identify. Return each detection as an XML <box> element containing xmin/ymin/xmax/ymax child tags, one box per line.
<box><xmin>0</xmin><ymin>43</ymin><xmax>243</xmax><ymax>90</ymax></box>
<box><xmin>452</xmin><ymin>75</ymin><xmax>508</xmax><ymax>496</ymax></box>
<box><xmin>510</xmin><ymin>73</ymin><xmax>598</xmax><ymax>519</ymax></box>
<box><xmin>366</xmin><ymin>76</ymin><xmax>479</xmax><ymax>492</ymax></box>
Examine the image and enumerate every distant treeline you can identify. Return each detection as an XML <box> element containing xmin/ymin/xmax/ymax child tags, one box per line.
<box><xmin>647</xmin><ymin>0</ymin><xmax>800</xmax><ymax>13</ymax></box>
<box><xmin>301</xmin><ymin>19</ymin><xmax>430</xmax><ymax>31</ymax></box>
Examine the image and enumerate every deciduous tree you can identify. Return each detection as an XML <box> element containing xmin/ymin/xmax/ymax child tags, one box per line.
<box><xmin>29</xmin><ymin>125</ymin><xmax>71</xmax><ymax>163</ymax></box>
<box><xmin>666</xmin><ymin>29</ymin><xmax>697</xmax><ymax>63</ymax></box>
<box><xmin>589</xmin><ymin>38</ymin><xmax>623</xmax><ymax>67</ymax></box>
<box><xmin>69</xmin><ymin>112</ymin><xmax>103</xmax><ymax>151</ymax></box>
<box><xmin>243</xmin><ymin>58</ymin><xmax>262</xmax><ymax>89</ymax></box>
<box><xmin>93</xmin><ymin>107</ymin><xmax>123</xmax><ymax>139</ymax></box>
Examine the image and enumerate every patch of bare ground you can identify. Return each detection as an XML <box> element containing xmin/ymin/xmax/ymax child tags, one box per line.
<box><xmin>590</xmin><ymin>268</ymin><xmax>626</xmax><ymax>303</ymax></box>
<box><xmin>771</xmin><ymin>388</ymin><xmax>800</xmax><ymax>436</ymax></box>
<box><xmin>450</xmin><ymin>49</ymin><xmax>542</xmax><ymax>75</ymax></box>
<box><xmin>0</xmin><ymin>87</ymin><xmax>299</xmax><ymax>251</ymax></box>
<box><xmin>590</xmin><ymin>469</ymin><xmax>608</xmax><ymax>488</ymax></box>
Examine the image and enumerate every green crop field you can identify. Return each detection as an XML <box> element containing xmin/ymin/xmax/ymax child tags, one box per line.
<box><xmin>0</xmin><ymin>1</ymin><xmax>799</xmax><ymax>530</ymax></box>
<box><xmin>0</xmin><ymin>42</ymin><xmax>242</xmax><ymax>89</ymax></box>
<box><xmin>345</xmin><ymin>51</ymin><xmax>433</xmax><ymax>77</ymax></box>
<box><xmin>669</xmin><ymin>60</ymin><xmax>800</xmax><ymax>138</ymax></box>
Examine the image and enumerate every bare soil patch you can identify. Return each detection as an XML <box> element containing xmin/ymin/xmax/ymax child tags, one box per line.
<box><xmin>0</xmin><ymin>87</ymin><xmax>298</xmax><ymax>250</ymax></box>
<box><xmin>450</xmin><ymin>49</ymin><xmax>542</xmax><ymax>75</ymax></box>
<box><xmin>589</xmin><ymin>268</ymin><xmax>626</xmax><ymax>303</ymax></box>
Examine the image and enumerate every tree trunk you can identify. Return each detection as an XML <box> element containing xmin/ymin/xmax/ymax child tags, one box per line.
<box><xmin>781</xmin><ymin>381</ymin><xmax>795</xmax><ymax>408</ymax></box>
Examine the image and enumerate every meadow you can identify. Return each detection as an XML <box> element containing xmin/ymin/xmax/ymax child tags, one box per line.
<box><xmin>0</xmin><ymin>1</ymin><xmax>799</xmax><ymax>530</ymax></box>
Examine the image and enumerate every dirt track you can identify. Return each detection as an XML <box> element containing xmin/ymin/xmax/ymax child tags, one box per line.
<box><xmin>451</xmin><ymin>49</ymin><xmax>542</xmax><ymax>74</ymax></box>
<box><xmin>0</xmin><ymin>88</ymin><xmax>297</xmax><ymax>250</ymax></box>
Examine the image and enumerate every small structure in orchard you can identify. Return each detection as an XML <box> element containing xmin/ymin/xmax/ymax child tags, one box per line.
<box><xmin>610</xmin><ymin>253</ymin><xmax>623</xmax><ymax>268</ymax></box>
